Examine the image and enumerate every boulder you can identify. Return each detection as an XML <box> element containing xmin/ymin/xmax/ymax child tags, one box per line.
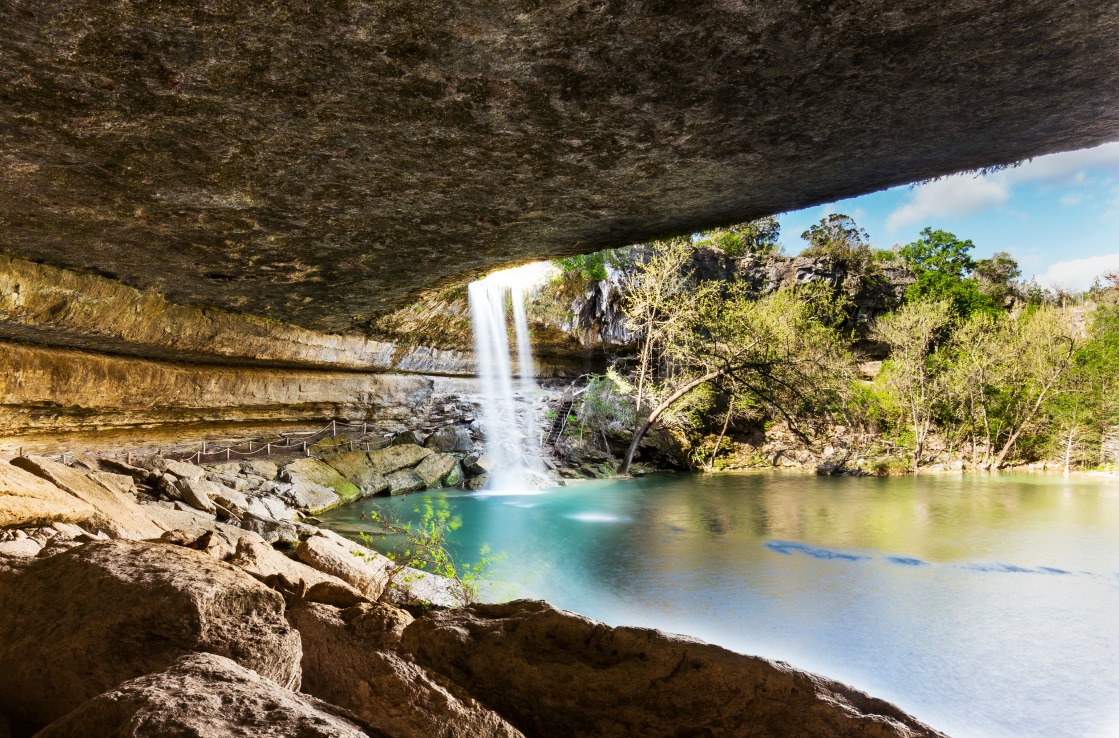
<box><xmin>213</xmin><ymin>485</ymin><xmax>250</xmax><ymax>512</ymax></box>
<box><xmin>413</xmin><ymin>453</ymin><xmax>458</xmax><ymax>489</ymax></box>
<box><xmin>366</xmin><ymin>444</ymin><xmax>433</xmax><ymax>476</ymax></box>
<box><xmin>87</xmin><ymin>471</ymin><xmax>136</xmax><ymax>496</ymax></box>
<box><xmin>322</xmin><ymin>451</ymin><xmax>390</xmax><ymax>495</ymax></box>
<box><xmin>33</xmin><ymin>653</ymin><xmax>375</xmax><ymax>738</ymax></box>
<box><xmin>0</xmin><ymin>461</ymin><xmax>98</xmax><ymax>530</ymax></box>
<box><xmin>385</xmin><ymin>567</ymin><xmax>464</xmax><ymax>608</ymax></box>
<box><xmin>283</xmin><ymin>458</ymin><xmax>362</xmax><ymax>504</ymax></box>
<box><xmin>164</xmin><ymin>459</ymin><xmax>206</xmax><ymax>481</ymax></box>
<box><xmin>157</xmin><ymin>472</ymin><xmax>181</xmax><ymax>500</ymax></box>
<box><xmin>391</xmin><ymin>430</ymin><xmax>427</xmax><ymax>446</ymax></box>
<box><xmin>444</xmin><ymin>462</ymin><xmax>466</xmax><ymax>488</ymax></box>
<box><xmin>0</xmin><ymin>537</ymin><xmax>41</xmax><ymax>558</ymax></box>
<box><xmin>402</xmin><ymin>600</ymin><xmax>948</xmax><ymax>738</ymax></box>
<box><xmin>177</xmin><ymin>477</ymin><xmax>220</xmax><ymax>514</ymax></box>
<box><xmin>0</xmin><ymin>540</ymin><xmax>302</xmax><ymax>728</ymax></box>
<box><xmin>466</xmin><ymin>474</ymin><xmax>489</xmax><ymax>491</ymax></box>
<box><xmin>229</xmin><ymin>536</ymin><xmax>351</xmax><ymax>592</ymax></box>
<box><xmin>463</xmin><ymin>453</ymin><xmax>493</xmax><ymax>477</ymax></box>
<box><xmin>240</xmin><ymin>511</ymin><xmax>300</xmax><ymax>545</ymax></box>
<box><xmin>290</xmin><ymin>603</ymin><xmax>523</xmax><ymax>738</ymax></box>
<box><xmin>296</xmin><ymin>530</ymin><xmax>393</xmax><ymax>600</ymax></box>
<box><xmin>385</xmin><ymin>470</ymin><xmax>425</xmax><ymax>495</ymax></box>
<box><xmin>242</xmin><ymin>458</ymin><xmax>280</xmax><ymax>480</ymax></box>
<box><xmin>425</xmin><ymin>425</ymin><xmax>475</xmax><ymax>453</ymax></box>
<box><xmin>285</xmin><ymin>476</ymin><xmax>343</xmax><ymax>514</ymax></box>
<box><xmin>99</xmin><ymin>458</ymin><xmax>157</xmax><ymax>484</ymax></box>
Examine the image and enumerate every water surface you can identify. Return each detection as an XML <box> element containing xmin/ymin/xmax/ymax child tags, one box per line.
<box><xmin>320</xmin><ymin>471</ymin><xmax>1119</xmax><ymax>738</ymax></box>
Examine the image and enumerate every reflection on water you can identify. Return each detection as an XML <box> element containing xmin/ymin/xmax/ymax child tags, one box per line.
<box><xmin>320</xmin><ymin>471</ymin><xmax>1119</xmax><ymax>738</ymax></box>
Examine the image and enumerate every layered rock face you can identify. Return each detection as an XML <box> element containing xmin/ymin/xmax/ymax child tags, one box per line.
<box><xmin>1</xmin><ymin>0</ymin><xmax>1116</xmax><ymax>333</ymax></box>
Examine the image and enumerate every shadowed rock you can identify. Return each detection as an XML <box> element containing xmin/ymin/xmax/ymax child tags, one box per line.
<box><xmin>0</xmin><ymin>462</ymin><xmax>98</xmax><ymax>530</ymax></box>
<box><xmin>0</xmin><ymin>540</ymin><xmax>302</xmax><ymax>728</ymax></box>
<box><xmin>33</xmin><ymin>653</ymin><xmax>380</xmax><ymax>738</ymax></box>
<box><xmin>401</xmin><ymin>600</ymin><xmax>948</xmax><ymax>738</ymax></box>
<box><xmin>290</xmin><ymin>602</ymin><xmax>523</xmax><ymax>738</ymax></box>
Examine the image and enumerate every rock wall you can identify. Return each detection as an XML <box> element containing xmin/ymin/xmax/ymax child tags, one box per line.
<box><xmin>0</xmin><ymin>340</ymin><xmax>483</xmax><ymax>449</ymax></box>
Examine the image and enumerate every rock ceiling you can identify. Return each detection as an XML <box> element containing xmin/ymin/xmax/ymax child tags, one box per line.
<box><xmin>1</xmin><ymin>0</ymin><xmax>1117</xmax><ymax>332</ymax></box>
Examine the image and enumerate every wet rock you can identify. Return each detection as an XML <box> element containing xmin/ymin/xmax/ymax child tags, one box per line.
<box><xmin>296</xmin><ymin>530</ymin><xmax>393</xmax><ymax>600</ymax></box>
<box><xmin>414</xmin><ymin>453</ymin><xmax>458</xmax><ymax>489</ymax></box>
<box><xmin>284</xmin><ymin>458</ymin><xmax>362</xmax><ymax>504</ymax></box>
<box><xmin>463</xmin><ymin>453</ymin><xmax>493</xmax><ymax>477</ymax></box>
<box><xmin>285</xmin><ymin>476</ymin><xmax>343</xmax><ymax>514</ymax></box>
<box><xmin>385</xmin><ymin>470</ymin><xmax>425</xmax><ymax>495</ymax></box>
<box><xmin>367</xmin><ymin>444</ymin><xmax>433</xmax><ymax>476</ymax></box>
<box><xmin>0</xmin><ymin>540</ymin><xmax>302</xmax><ymax>727</ymax></box>
<box><xmin>466</xmin><ymin>474</ymin><xmax>489</xmax><ymax>491</ymax></box>
<box><xmin>444</xmin><ymin>462</ymin><xmax>466</xmax><ymax>488</ymax></box>
<box><xmin>402</xmin><ymin>600</ymin><xmax>948</xmax><ymax>738</ymax></box>
<box><xmin>392</xmin><ymin>430</ymin><xmax>428</xmax><ymax>447</ymax></box>
<box><xmin>0</xmin><ymin>461</ymin><xmax>98</xmax><ymax>530</ymax></box>
<box><xmin>290</xmin><ymin>603</ymin><xmax>523</xmax><ymax>738</ymax></box>
<box><xmin>323</xmin><ymin>451</ymin><xmax>391</xmax><ymax>495</ymax></box>
<box><xmin>33</xmin><ymin>653</ymin><xmax>373</xmax><ymax>738</ymax></box>
<box><xmin>425</xmin><ymin>425</ymin><xmax>474</xmax><ymax>453</ymax></box>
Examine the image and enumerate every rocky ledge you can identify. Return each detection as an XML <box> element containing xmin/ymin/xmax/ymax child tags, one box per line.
<box><xmin>0</xmin><ymin>445</ymin><xmax>946</xmax><ymax>738</ymax></box>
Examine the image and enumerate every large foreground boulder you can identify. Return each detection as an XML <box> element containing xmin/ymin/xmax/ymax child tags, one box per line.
<box><xmin>283</xmin><ymin>458</ymin><xmax>362</xmax><ymax>505</ymax></box>
<box><xmin>401</xmin><ymin>600</ymin><xmax>948</xmax><ymax>738</ymax></box>
<box><xmin>34</xmin><ymin>653</ymin><xmax>381</xmax><ymax>738</ymax></box>
<box><xmin>289</xmin><ymin>603</ymin><xmax>523</xmax><ymax>738</ymax></box>
<box><xmin>0</xmin><ymin>540</ymin><xmax>302</xmax><ymax>728</ymax></box>
<box><xmin>323</xmin><ymin>451</ymin><xmax>391</xmax><ymax>494</ymax></box>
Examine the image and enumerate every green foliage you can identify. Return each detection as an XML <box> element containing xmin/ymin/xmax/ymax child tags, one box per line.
<box><xmin>553</xmin><ymin>249</ymin><xmax>629</xmax><ymax>282</ymax></box>
<box><xmin>358</xmin><ymin>499</ymin><xmax>497</xmax><ymax>606</ymax></box>
<box><xmin>800</xmin><ymin>213</ymin><xmax>869</xmax><ymax>256</ymax></box>
<box><xmin>904</xmin><ymin>271</ymin><xmax>999</xmax><ymax>319</ymax></box>
<box><xmin>898</xmin><ymin>227</ymin><xmax>976</xmax><ymax>279</ymax></box>
<box><xmin>696</xmin><ymin>217</ymin><xmax>782</xmax><ymax>257</ymax></box>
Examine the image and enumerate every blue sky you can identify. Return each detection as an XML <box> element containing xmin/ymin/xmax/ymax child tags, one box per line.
<box><xmin>776</xmin><ymin>142</ymin><xmax>1119</xmax><ymax>291</ymax></box>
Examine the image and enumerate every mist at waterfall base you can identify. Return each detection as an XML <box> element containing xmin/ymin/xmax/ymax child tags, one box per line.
<box><xmin>467</xmin><ymin>263</ymin><xmax>550</xmax><ymax>491</ymax></box>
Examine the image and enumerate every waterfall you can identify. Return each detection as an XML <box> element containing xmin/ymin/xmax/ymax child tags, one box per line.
<box><xmin>468</xmin><ymin>264</ymin><xmax>548</xmax><ymax>490</ymax></box>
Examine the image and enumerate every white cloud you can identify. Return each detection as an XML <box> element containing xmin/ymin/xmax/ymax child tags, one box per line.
<box><xmin>1036</xmin><ymin>252</ymin><xmax>1119</xmax><ymax>292</ymax></box>
<box><xmin>886</xmin><ymin>142</ymin><xmax>1119</xmax><ymax>232</ymax></box>
<box><xmin>885</xmin><ymin>175</ymin><xmax>1008</xmax><ymax>231</ymax></box>
<box><xmin>1058</xmin><ymin>192</ymin><xmax>1084</xmax><ymax>207</ymax></box>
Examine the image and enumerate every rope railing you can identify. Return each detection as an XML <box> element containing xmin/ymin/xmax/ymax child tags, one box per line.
<box><xmin>163</xmin><ymin>419</ymin><xmax>379</xmax><ymax>465</ymax></box>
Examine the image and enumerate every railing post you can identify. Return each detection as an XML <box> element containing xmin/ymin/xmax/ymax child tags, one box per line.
<box><xmin>362</xmin><ymin>422</ymin><xmax>367</xmax><ymax>435</ymax></box>
<box><xmin>331</xmin><ymin>420</ymin><xmax>337</xmax><ymax>438</ymax></box>
<box><xmin>303</xmin><ymin>440</ymin><xmax>308</xmax><ymax>456</ymax></box>
<box><xmin>226</xmin><ymin>448</ymin><xmax>231</xmax><ymax>461</ymax></box>
<box><xmin>266</xmin><ymin>442</ymin><xmax>271</xmax><ymax>456</ymax></box>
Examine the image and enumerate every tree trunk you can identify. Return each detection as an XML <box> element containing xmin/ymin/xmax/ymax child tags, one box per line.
<box><xmin>706</xmin><ymin>402</ymin><xmax>735</xmax><ymax>472</ymax></box>
<box><xmin>1063</xmin><ymin>426</ymin><xmax>1076</xmax><ymax>475</ymax></box>
<box><xmin>621</xmin><ymin>369</ymin><xmax>726</xmax><ymax>475</ymax></box>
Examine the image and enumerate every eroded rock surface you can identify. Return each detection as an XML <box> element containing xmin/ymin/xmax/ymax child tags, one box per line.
<box><xmin>0</xmin><ymin>540</ymin><xmax>301</xmax><ymax>727</ymax></box>
<box><xmin>402</xmin><ymin>600</ymin><xmax>947</xmax><ymax>738</ymax></box>
<box><xmin>33</xmin><ymin>653</ymin><xmax>378</xmax><ymax>738</ymax></box>
<box><xmin>290</xmin><ymin>603</ymin><xmax>523</xmax><ymax>738</ymax></box>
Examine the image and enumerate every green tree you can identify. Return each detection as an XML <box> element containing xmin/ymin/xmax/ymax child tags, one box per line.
<box><xmin>800</xmin><ymin>214</ymin><xmax>869</xmax><ymax>256</ymax></box>
<box><xmin>873</xmin><ymin>298</ymin><xmax>954</xmax><ymax>470</ymax></box>
<box><xmin>898</xmin><ymin>227</ymin><xmax>976</xmax><ymax>279</ymax></box>
<box><xmin>697</xmin><ymin>217</ymin><xmax>782</xmax><ymax>257</ymax></box>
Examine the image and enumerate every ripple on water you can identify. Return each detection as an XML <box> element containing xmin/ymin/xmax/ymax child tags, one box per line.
<box><xmin>566</xmin><ymin>512</ymin><xmax>632</xmax><ymax>523</ymax></box>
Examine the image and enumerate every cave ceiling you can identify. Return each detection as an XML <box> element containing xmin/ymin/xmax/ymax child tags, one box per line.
<box><xmin>1</xmin><ymin>0</ymin><xmax>1117</xmax><ymax>332</ymax></box>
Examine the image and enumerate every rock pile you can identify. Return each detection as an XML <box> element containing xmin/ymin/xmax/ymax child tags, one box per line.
<box><xmin>0</xmin><ymin>432</ymin><xmax>949</xmax><ymax>738</ymax></box>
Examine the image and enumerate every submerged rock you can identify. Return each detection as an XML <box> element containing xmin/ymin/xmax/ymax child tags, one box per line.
<box><xmin>402</xmin><ymin>600</ymin><xmax>948</xmax><ymax>738</ymax></box>
<box><xmin>290</xmin><ymin>603</ymin><xmax>523</xmax><ymax>738</ymax></box>
<box><xmin>33</xmin><ymin>653</ymin><xmax>375</xmax><ymax>738</ymax></box>
<box><xmin>0</xmin><ymin>540</ymin><xmax>302</xmax><ymax>727</ymax></box>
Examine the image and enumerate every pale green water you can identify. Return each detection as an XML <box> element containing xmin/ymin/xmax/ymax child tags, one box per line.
<box><xmin>320</xmin><ymin>471</ymin><xmax>1119</xmax><ymax>738</ymax></box>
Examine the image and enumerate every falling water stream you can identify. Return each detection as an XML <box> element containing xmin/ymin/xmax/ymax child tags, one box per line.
<box><xmin>467</xmin><ymin>264</ymin><xmax>547</xmax><ymax>490</ymax></box>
